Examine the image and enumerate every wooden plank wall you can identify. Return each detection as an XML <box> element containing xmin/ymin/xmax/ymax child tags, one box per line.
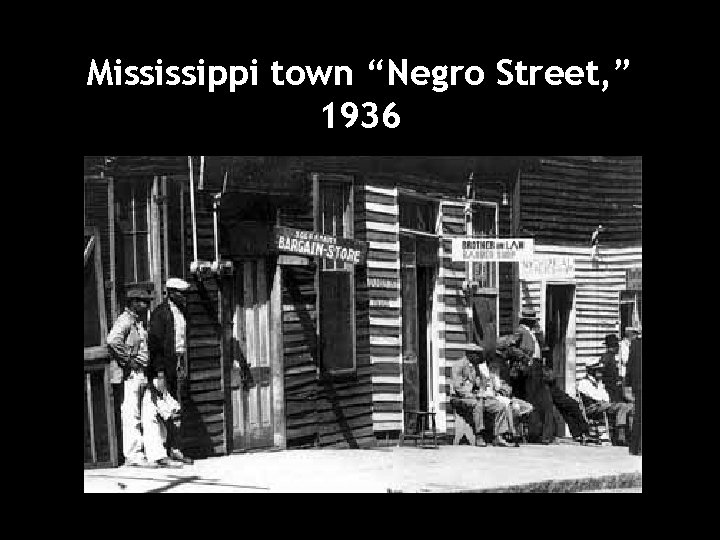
<box><xmin>518</xmin><ymin>156</ymin><xmax>642</xmax><ymax>389</ymax></box>
<box><xmin>519</xmin><ymin>156</ymin><xmax>642</xmax><ymax>245</ymax></box>
<box><xmin>520</xmin><ymin>244</ymin><xmax>642</xmax><ymax>384</ymax></box>
<box><xmin>436</xmin><ymin>202</ymin><xmax>468</xmax><ymax>435</ymax></box>
<box><xmin>356</xmin><ymin>182</ymin><xmax>403</xmax><ymax>438</ymax></box>
<box><xmin>181</xmin><ymin>178</ymin><xmax>228</xmax><ymax>457</ymax></box>
<box><xmin>84</xmin><ymin>176</ymin><xmax>113</xmax><ymax>327</ymax></box>
<box><xmin>279</xmin><ymin>203</ymin><xmax>320</xmax><ymax>448</ymax></box>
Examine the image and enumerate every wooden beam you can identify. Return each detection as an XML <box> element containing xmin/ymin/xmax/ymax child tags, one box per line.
<box><xmin>162</xmin><ymin>176</ymin><xmax>169</xmax><ymax>284</ymax></box>
<box><xmin>271</xmin><ymin>250</ymin><xmax>286</xmax><ymax>449</ymax></box>
<box><xmin>86</xmin><ymin>372</ymin><xmax>97</xmax><ymax>464</ymax></box>
<box><xmin>107</xmin><ymin>176</ymin><xmax>117</xmax><ymax>320</ymax></box>
<box><xmin>151</xmin><ymin>176</ymin><xmax>163</xmax><ymax>306</ymax></box>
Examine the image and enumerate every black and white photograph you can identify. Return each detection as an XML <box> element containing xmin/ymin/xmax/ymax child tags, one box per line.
<box><xmin>83</xmin><ymin>156</ymin><xmax>642</xmax><ymax>493</ymax></box>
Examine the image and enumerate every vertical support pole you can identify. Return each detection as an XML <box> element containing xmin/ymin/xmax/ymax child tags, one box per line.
<box><xmin>512</xmin><ymin>168</ymin><xmax>522</xmax><ymax>329</ymax></box>
<box><xmin>180</xmin><ymin>182</ymin><xmax>186</xmax><ymax>280</ymax></box>
<box><xmin>189</xmin><ymin>156</ymin><xmax>198</xmax><ymax>265</ymax></box>
<box><xmin>271</xmin><ymin>225</ymin><xmax>286</xmax><ymax>448</ymax></box>
<box><xmin>152</xmin><ymin>176</ymin><xmax>162</xmax><ymax>307</ymax></box>
<box><xmin>108</xmin><ymin>175</ymin><xmax>117</xmax><ymax>320</ymax></box>
<box><xmin>162</xmin><ymin>175</ymin><xmax>169</xmax><ymax>283</ymax></box>
<box><xmin>86</xmin><ymin>372</ymin><xmax>97</xmax><ymax>464</ymax></box>
<box><xmin>104</xmin><ymin>363</ymin><xmax>118</xmax><ymax>466</ymax></box>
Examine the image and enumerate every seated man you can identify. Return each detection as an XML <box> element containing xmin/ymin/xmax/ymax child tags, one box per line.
<box><xmin>578</xmin><ymin>363</ymin><xmax>634</xmax><ymax>445</ymax></box>
<box><xmin>488</xmin><ymin>361</ymin><xmax>534</xmax><ymax>444</ymax></box>
<box><xmin>450</xmin><ymin>344</ymin><xmax>514</xmax><ymax>447</ymax></box>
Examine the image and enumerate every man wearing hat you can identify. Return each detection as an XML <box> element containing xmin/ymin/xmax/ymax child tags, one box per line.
<box><xmin>106</xmin><ymin>285</ymin><xmax>156</xmax><ymax>467</ymax></box>
<box><xmin>619</xmin><ymin>326</ymin><xmax>640</xmax><ymax>381</ymax></box>
<box><xmin>450</xmin><ymin>344</ymin><xmax>514</xmax><ymax>447</ymax></box>
<box><xmin>578</xmin><ymin>362</ymin><xmax>634</xmax><ymax>446</ymax></box>
<box><xmin>515</xmin><ymin>308</ymin><xmax>555</xmax><ymax>444</ymax></box>
<box><xmin>145</xmin><ymin>277</ymin><xmax>194</xmax><ymax>466</ymax></box>
<box><xmin>600</xmin><ymin>334</ymin><xmax>623</xmax><ymax>403</ymax></box>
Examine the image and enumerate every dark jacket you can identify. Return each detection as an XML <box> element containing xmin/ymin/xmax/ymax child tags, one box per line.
<box><xmin>148</xmin><ymin>300</ymin><xmax>187</xmax><ymax>382</ymax></box>
<box><xmin>625</xmin><ymin>338</ymin><xmax>642</xmax><ymax>393</ymax></box>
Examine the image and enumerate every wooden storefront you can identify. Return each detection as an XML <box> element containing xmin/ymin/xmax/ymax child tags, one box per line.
<box><xmin>85</xmin><ymin>156</ymin><xmax>530</xmax><ymax>458</ymax></box>
<box><xmin>515</xmin><ymin>156</ymin><xmax>642</xmax><ymax>434</ymax></box>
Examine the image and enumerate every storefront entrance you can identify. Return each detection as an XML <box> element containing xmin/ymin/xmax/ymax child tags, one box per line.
<box><xmin>545</xmin><ymin>283</ymin><xmax>576</xmax><ymax>436</ymax></box>
<box><xmin>231</xmin><ymin>257</ymin><xmax>280</xmax><ymax>451</ymax></box>
<box><xmin>401</xmin><ymin>235</ymin><xmax>437</xmax><ymax>429</ymax></box>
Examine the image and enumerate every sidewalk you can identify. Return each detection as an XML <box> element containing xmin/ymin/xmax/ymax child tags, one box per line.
<box><xmin>84</xmin><ymin>442</ymin><xmax>642</xmax><ymax>493</ymax></box>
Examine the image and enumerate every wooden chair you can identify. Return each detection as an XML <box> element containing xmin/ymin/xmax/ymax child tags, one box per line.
<box><xmin>399</xmin><ymin>410</ymin><xmax>438</xmax><ymax>448</ymax></box>
<box><xmin>576</xmin><ymin>395</ymin><xmax>611</xmax><ymax>445</ymax></box>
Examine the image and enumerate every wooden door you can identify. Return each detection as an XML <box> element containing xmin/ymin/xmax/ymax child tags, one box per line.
<box><xmin>231</xmin><ymin>258</ymin><xmax>274</xmax><ymax>450</ymax></box>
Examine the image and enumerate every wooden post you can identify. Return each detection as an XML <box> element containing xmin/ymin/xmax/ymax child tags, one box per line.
<box><xmin>180</xmin><ymin>182</ymin><xmax>186</xmax><ymax>279</ymax></box>
<box><xmin>86</xmin><ymin>372</ymin><xmax>96</xmax><ymax>464</ymax></box>
<box><xmin>151</xmin><ymin>176</ymin><xmax>162</xmax><ymax>306</ymax></box>
<box><xmin>162</xmin><ymin>175</ymin><xmax>169</xmax><ymax>284</ymax></box>
<box><xmin>107</xmin><ymin>176</ymin><xmax>117</xmax><ymax>320</ymax></box>
<box><xmin>512</xmin><ymin>169</ymin><xmax>522</xmax><ymax>329</ymax></box>
<box><xmin>104</xmin><ymin>363</ymin><xmax>118</xmax><ymax>466</ymax></box>
<box><xmin>271</xmin><ymin>255</ymin><xmax>286</xmax><ymax>449</ymax></box>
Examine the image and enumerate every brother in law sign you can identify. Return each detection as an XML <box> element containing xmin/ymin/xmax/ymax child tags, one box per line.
<box><xmin>451</xmin><ymin>238</ymin><xmax>535</xmax><ymax>262</ymax></box>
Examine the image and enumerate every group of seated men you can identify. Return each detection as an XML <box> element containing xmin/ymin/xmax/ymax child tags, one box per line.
<box><xmin>450</xmin><ymin>343</ymin><xmax>534</xmax><ymax>447</ymax></box>
<box><xmin>451</xmin><ymin>330</ymin><xmax>636</xmax><ymax>447</ymax></box>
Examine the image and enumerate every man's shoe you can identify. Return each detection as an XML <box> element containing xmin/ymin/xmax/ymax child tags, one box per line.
<box><xmin>169</xmin><ymin>450</ymin><xmax>194</xmax><ymax>465</ymax></box>
<box><xmin>156</xmin><ymin>457</ymin><xmax>183</xmax><ymax>468</ymax></box>
<box><xmin>475</xmin><ymin>438</ymin><xmax>487</xmax><ymax>447</ymax></box>
<box><xmin>126</xmin><ymin>459</ymin><xmax>158</xmax><ymax>469</ymax></box>
<box><xmin>493</xmin><ymin>437</ymin><xmax>509</xmax><ymax>447</ymax></box>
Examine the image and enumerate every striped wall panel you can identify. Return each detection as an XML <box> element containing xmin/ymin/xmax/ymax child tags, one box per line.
<box><xmin>519</xmin><ymin>244</ymin><xmax>641</xmax><ymax>391</ymax></box>
<box><xmin>358</xmin><ymin>183</ymin><xmax>403</xmax><ymax>436</ymax></box>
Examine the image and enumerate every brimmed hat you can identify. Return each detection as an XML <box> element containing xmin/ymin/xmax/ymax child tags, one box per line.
<box><xmin>586</xmin><ymin>362</ymin><xmax>602</xmax><ymax>372</ymax></box>
<box><xmin>166</xmin><ymin>277</ymin><xmax>190</xmax><ymax>291</ymax></box>
<box><xmin>126</xmin><ymin>288</ymin><xmax>154</xmax><ymax>300</ymax></box>
<box><xmin>604</xmin><ymin>334</ymin><xmax>619</xmax><ymax>346</ymax></box>
<box><xmin>520</xmin><ymin>308</ymin><xmax>538</xmax><ymax>320</ymax></box>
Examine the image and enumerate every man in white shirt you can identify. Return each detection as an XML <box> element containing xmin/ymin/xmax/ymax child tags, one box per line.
<box><xmin>618</xmin><ymin>326</ymin><xmax>639</xmax><ymax>380</ymax></box>
<box><xmin>106</xmin><ymin>287</ymin><xmax>155</xmax><ymax>467</ymax></box>
<box><xmin>578</xmin><ymin>363</ymin><xmax>634</xmax><ymax>445</ymax></box>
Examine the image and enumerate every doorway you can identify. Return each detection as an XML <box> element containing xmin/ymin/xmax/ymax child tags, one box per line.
<box><xmin>231</xmin><ymin>258</ymin><xmax>276</xmax><ymax>451</ymax></box>
<box><xmin>401</xmin><ymin>235</ymin><xmax>437</xmax><ymax>429</ymax></box>
<box><xmin>545</xmin><ymin>284</ymin><xmax>576</xmax><ymax>436</ymax></box>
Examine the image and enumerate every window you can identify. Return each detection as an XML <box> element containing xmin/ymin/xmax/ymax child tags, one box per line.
<box><xmin>620</xmin><ymin>291</ymin><xmax>642</xmax><ymax>333</ymax></box>
<box><xmin>469</xmin><ymin>203</ymin><xmax>497</xmax><ymax>288</ymax></box>
<box><xmin>317</xmin><ymin>176</ymin><xmax>355</xmax><ymax>374</ymax></box>
<box><xmin>400</xmin><ymin>195</ymin><xmax>437</xmax><ymax>234</ymax></box>
<box><xmin>115</xmin><ymin>179</ymin><xmax>152</xmax><ymax>285</ymax></box>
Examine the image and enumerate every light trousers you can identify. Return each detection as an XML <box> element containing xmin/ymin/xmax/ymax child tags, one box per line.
<box><xmin>142</xmin><ymin>390</ymin><xmax>168</xmax><ymax>463</ymax></box>
<box><xmin>121</xmin><ymin>371</ymin><xmax>147</xmax><ymax>464</ymax></box>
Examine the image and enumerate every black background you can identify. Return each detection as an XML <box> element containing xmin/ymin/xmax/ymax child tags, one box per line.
<box><xmin>80</xmin><ymin>31</ymin><xmax>644</xmax><ymax>156</ymax></box>
<box><xmin>72</xmin><ymin>19</ymin><xmax>651</xmax><ymax>518</ymax></box>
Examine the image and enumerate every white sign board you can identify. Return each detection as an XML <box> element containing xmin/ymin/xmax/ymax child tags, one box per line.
<box><xmin>626</xmin><ymin>267</ymin><xmax>642</xmax><ymax>290</ymax></box>
<box><xmin>451</xmin><ymin>238</ymin><xmax>534</xmax><ymax>262</ymax></box>
<box><xmin>520</xmin><ymin>256</ymin><xmax>575</xmax><ymax>281</ymax></box>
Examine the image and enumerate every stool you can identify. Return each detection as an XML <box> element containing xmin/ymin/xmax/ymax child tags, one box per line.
<box><xmin>399</xmin><ymin>410</ymin><xmax>438</xmax><ymax>448</ymax></box>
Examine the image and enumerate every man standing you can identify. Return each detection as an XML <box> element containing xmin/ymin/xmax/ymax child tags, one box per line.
<box><xmin>626</xmin><ymin>335</ymin><xmax>642</xmax><ymax>455</ymax></box>
<box><xmin>600</xmin><ymin>334</ymin><xmax>624</xmax><ymax>403</ymax></box>
<box><xmin>578</xmin><ymin>363</ymin><xmax>634</xmax><ymax>446</ymax></box>
<box><xmin>516</xmin><ymin>308</ymin><xmax>555</xmax><ymax>444</ymax></box>
<box><xmin>619</xmin><ymin>326</ymin><xmax>639</xmax><ymax>382</ymax></box>
<box><xmin>145</xmin><ymin>277</ymin><xmax>194</xmax><ymax>466</ymax></box>
<box><xmin>106</xmin><ymin>287</ymin><xmax>155</xmax><ymax>468</ymax></box>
